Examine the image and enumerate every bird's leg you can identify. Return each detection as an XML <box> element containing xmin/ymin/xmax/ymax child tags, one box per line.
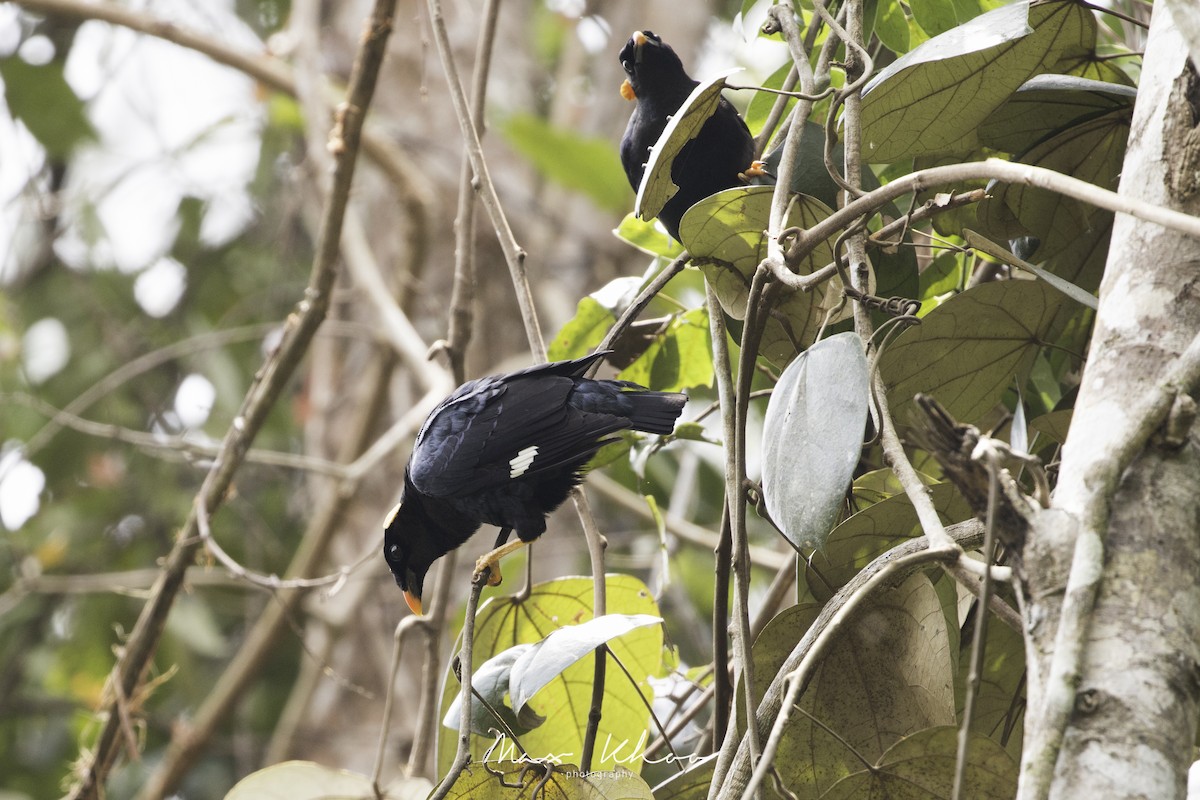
<box><xmin>474</xmin><ymin>528</ymin><xmax>526</xmax><ymax>587</ymax></box>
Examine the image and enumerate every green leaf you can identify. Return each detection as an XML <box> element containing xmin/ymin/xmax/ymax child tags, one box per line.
<box><xmin>442</xmin><ymin>646</ymin><xmax>544</xmax><ymax>737</ymax></box>
<box><xmin>962</xmin><ymin>230</ymin><xmax>1098</xmax><ymax>310</ymax></box>
<box><xmin>745</xmin><ymin>61</ymin><xmax>796</xmax><ymax>138</ymax></box>
<box><xmin>437</xmin><ymin>576</ymin><xmax>664</xmax><ymax>776</ymax></box>
<box><xmin>224</xmin><ymin>761</ymin><xmax>431</xmax><ymax>799</ymax></box>
<box><xmin>761</xmin><ymin>333</ymin><xmax>870</xmax><ymax>551</ymax></box>
<box><xmin>953</xmin><ymin>612</ymin><xmax>1026</xmax><ymax>759</ymax></box>
<box><xmin>440</xmin><ymin>761</ymin><xmax>654</xmax><ymax>799</ymax></box>
<box><xmin>981</xmin><ymin>96</ymin><xmax>1129</xmax><ymax>262</ymax></box>
<box><xmin>635</xmin><ymin>70</ymin><xmax>740</xmax><ymax>222</ymax></box>
<box><xmin>860</xmin><ymin>1</ymin><xmax>1093</xmax><ymax>162</ymax></box>
<box><xmin>878</xmin><ymin>279</ymin><xmax>1070</xmax><ymax>424</ymax></box>
<box><xmin>800</xmin><ymin>483</ymin><xmax>972</xmax><ymax>604</ymax></box>
<box><xmin>919</xmin><ymin>250</ymin><xmax>966</xmax><ymax>302</ymax></box>
<box><xmin>500</xmin><ymin>113</ymin><xmax>631</xmax><ymax>212</ymax></box>
<box><xmin>0</xmin><ymin>57</ymin><xmax>96</xmax><ymax>157</ymax></box>
<box><xmin>679</xmin><ymin>186</ymin><xmax>843</xmax><ymax>368</ymax></box>
<box><xmin>874</xmin><ymin>0</ymin><xmax>911</xmax><ymax>53</ymax></box>
<box><xmin>617</xmin><ymin>307</ymin><xmax>713</xmax><ymax>392</ymax></box>
<box><xmin>548</xmin><ymin>297</ymin><xmax>616</xmax><ymax>362</ymax></box>
<box><xmin>821</xmin><ymin>727</ymin><xmax>1018</xmax><ymax>798</ymax></box>
<box><xmin>910</xmin><ymin>0</ymin><xmax>963</xmax><ymax>37</ymax></box>
<box><xmin>651</xmin><ymin>754</ymin><xmax>717</xmax><ymax>800</ymax></box>
<box><xmin>613</xmin><ymin>213</ymin><xmax>685</xmax><ymax>259</ymax></box>
<box><xmin>977</xmin><ymin>74</ymin><xmax>1135</xmax><ymax>155</ymax></box>
<box><xmin>1030</xmin><ymin>408</ymin><xmax>1073</xmax><ymax>445</ymax></box>
<box><xmin>772</xmin><ymin>573</ymin><xmax>956</xmax><ymax>796</ymax></box>
<box><xmin>508</xmin><ymin>614</ymin><xmax>664</xmax><ymax>714</ymax></box>
<box><xmin>760</xmin><ymin>120</ymin><xmax>885</xmax><ymax>210</ymax></box>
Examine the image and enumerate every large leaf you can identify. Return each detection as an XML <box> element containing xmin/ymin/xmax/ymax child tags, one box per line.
<box><xmin>617</xmin><ymin>307</ymin><xmax>713</xmax><ymax>392</ymax></box>
<box><xmin>441</xmin><ymin>645</ymin><xmax>543</xmax><ymax>737</ymax></box>
<box><xmin>878</xmin><ymin>279</ymin><xmax>1070</xmax><ymax>424</ymax></box>
<box><xmin>679</xmin><ymin>186</ymin><xmax>844</xmax><ymax>367</ymax></box>
<box><xmin>821</xmin><ymin>727</ymin><xmax>1018</xmax><ymax>798</ymax></box>
<box><xmin>224</xmin><ymin>761</ymin><xmax>430</xmax><ymax>800</ymax></box>
<box><xmin>860</xmin><ymin>1</ymin><xmax>1093</xmax><ymax>162</ymax></box>
<box><xmin>953</xmin><ymin>612</ymin><xmax>1026</xmax><ymax>760</ymax></box>
<box><xmin>772</xmin><ymin>573</ymin><xmax>957</xmax><ymax>795</ymax></box>
<box><xmin>650</xmin><ymin>754</ymin><xmax>717</xmax><ymax>800</ymax></box>
<box><xmin>508</xmin><ymin>614</ymin><xmax>664</xmax><ymax>714</ymax></box>
<box><xmin>612</xmin><ymin>212</ymin><xmax>685</xmax><ymax>259</ymax></box>
<box><xmin>635</xmin><ymin>70</ymin><xmax>740</xmax><ymax>222</ymax></box>
<box><xmin>977</xmin><ymin>74</ymin><xmax>1135</xmax><ymax>155</ymax></box>
<box><xmin>501</xmin><ymin>113</ymin><xmax>631</xmax><ymax>212</ymax></box>
<box><xmin>761</xmin><ymin>332</ymin><xmax>870</xmax><ymax>551</ymax></box>
<box><xmin>440</xmin><ymin>761</ymin><xmax>654</xmax><ymax>799</ymax></box>
<box><xmin>436</xmin><ymin>576</ymin><xmax>664</xmax><ymax>776</ymax></box>
<box><xmin>799</xmin><ymin>482</ymin><xmax>973</xmax><ymax>604</ymax></box>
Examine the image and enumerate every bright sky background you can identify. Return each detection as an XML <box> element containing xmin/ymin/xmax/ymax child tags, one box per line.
<box><xmin>0</xmin><ymin>0</ymin><xmax>262</xmax><ymax>529</ymax></box>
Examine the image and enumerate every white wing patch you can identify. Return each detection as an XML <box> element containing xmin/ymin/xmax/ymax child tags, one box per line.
<box><xmin>509</xmin><ymin>445</ymin><xmax>540</xmax><ymax>478</ymax></box>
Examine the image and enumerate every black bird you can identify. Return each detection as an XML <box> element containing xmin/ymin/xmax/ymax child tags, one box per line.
<box><xmin>619</xmin><ymin>30</ymin><xmax>758</xmax><ymax>242</ymax></box>
<box><xmin>383</xmin><ymin>351</ymin><xmax>687</xmax><ymax>615</ymax></box>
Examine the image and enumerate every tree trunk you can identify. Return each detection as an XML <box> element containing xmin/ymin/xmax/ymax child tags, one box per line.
<box><xmin>1021</xmin><ymin>3</ymin><xmax>1200</xmax><ymax>797</ymax></box>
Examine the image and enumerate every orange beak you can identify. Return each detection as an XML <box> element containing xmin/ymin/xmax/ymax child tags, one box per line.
<box><xmin>633</xmin><ymin>30</ymin><xmax>647</xmax><ymax>47</ymax></box>
<box><xmin>404</xmin><ymin>590</ymin><xmax>423</xmax><ymax>616</ymax></box>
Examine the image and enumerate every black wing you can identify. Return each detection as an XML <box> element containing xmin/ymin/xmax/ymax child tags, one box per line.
<box><xmin>408</xmin><ymin>353</ymin><xmax>614</xmax><ymax>498</ymax></box>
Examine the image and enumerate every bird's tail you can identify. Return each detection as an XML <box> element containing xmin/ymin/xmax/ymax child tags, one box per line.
<box><xmin>624</xmin><ymin>389</ymin><xmax>687</xmax><ymax>435</ymax></box>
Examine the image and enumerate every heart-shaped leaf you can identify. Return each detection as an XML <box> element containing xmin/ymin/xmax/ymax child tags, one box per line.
<box><xmin>509</xmin><ymin>614</ymin><xmax>664</xmax><ymax>715</ymax></box>
<box><xmin>635</xmin><ymin>69</ymin><xmax>741</xmax><ymax>221</ymax></box>
<box><xmin>860</xmin><ymin>0</ymin><xmax>1093</xmax><ymax>162</ymax></box>
<box><xmin>761</xmin><ymin>332</ymin><xmax>870</xmax><ymax>551</ymax></box>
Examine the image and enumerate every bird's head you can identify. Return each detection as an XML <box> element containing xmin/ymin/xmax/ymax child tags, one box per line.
<box><xmin>382</xmin><ymin>493</ymin><xmax>438</xmax><ymax>616</ymax></box>
<box><xmin>618</xmin><ymin>30</ymin><xmax>689</xmax><ymax>103</ymax></box>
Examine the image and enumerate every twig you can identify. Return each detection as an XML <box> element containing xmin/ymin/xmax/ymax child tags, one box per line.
<box><xmin>769</xmin><ymin>159</ymin><xmax>1200</xmax><ymax>289</ymax></box>
<box><xmin>706</xmin><ymin>284</ymin><xmax>735</xmax><ymax>747</ymax></box>
<box><xmin>586</xmin><ymin>473</ymin><xmax>791</xmax><ymax>573</ymax></box>
<box><xmin>576</xmin><ymin>489</ymin><xmax>608</xmax><ymax>772</ymax></box>
<box><xmin>4</xmin><ymin>392</ymin><xmax>351</xmax><ymax>478</ymax></box>
<box><xmin>425</xmin><ymin>0</ymin><xmax>542</xmax><ymax>360</ymax></box>
<box><xmin>62</xmin><ymin>3</ymin><xmax>398</xmax><ymax>796</ymax></box>
<box><xmin>441</xmin><ymin>0</ymin><xmax>501</xmax><ymax>382</ymax></box>
<box><xmin>373</xmin><ymin>615</ymin><xmax>427</xmax><ymax>791</ymax></box>
<box><xmin>428</xmin><ymin>572</ymin><xmax>488</xmax><ymax>800</ymax></box>
<box><xmin>596</xmin><ymin>252</ymin><xmax>692</xmax><ymax>358</ymax></box>
<box><xmin>952</xmin><ymin>447</ymin><xmax>1002</xmax><ymax>800</ymax></box>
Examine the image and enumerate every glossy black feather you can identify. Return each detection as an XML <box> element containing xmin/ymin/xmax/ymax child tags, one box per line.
<box><xmin>383</xmin><ymin>352</ymin><xmax>687</xmax><ymax>605</ymax></box>
<box><xmin>618</xmin><ymin>30</ymin><xmax>755</xmax><ymax>242</ymax></box>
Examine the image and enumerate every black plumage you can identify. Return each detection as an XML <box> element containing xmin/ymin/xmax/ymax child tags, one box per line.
<box><xmin>383</xmin><ymin>351</ymin><xmax>687</xmax><ymax>615</ymax></box>
<box><xmin>619</xmin><ymin>30</ymin><xmax>757</xmax><ymax>242</ymax></box>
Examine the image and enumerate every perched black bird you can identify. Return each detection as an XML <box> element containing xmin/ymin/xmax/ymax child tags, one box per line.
<box><xmin>619</xmin><ymin>30</ymin><xmax>758</xmax><ymax>242</ymax></box>
<box><xmin>383</xmin><ymin>351</ymin><xmax>687</xmax><ymax>615</ymax></box>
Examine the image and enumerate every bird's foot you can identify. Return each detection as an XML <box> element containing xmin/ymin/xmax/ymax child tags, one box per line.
<box><xmin>472</xmin><ymin>538</ymin><xmax>530</xmax><ymax>588</ymax></box>
<box><xmin>473</xmin><ymin>556</ymin><xmax>505</xmax><ymax>587</ymax></box>
<box><xmin>740</xmin><ymin>160</ymin><xmax>770</xmax><ymax>182</ymax></box>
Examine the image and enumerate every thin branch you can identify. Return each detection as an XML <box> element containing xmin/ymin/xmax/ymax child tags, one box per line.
<box><xmin>706</xmin><ymin>284</ymin><xmax>736</xmax><ymax>747</ymax></box>
<box><xmin>952</xmin><ymin>448</ymin><xmax>1001</xmax><ymax>800</ymax></box>
<box><xmin>429</xmin><ymin>572</ymin><xmax>488</xmax><ymax>800</ymax></box>
<box><xmin>4</xmin><ymin>392</ymin><xmax>352</xmax><ymax>478</ymax></box>
<box><xmin>587</xmin><ymin>473</ymin><xmax>792</xmax><ymax>573</ymax></box>
<box><xmin>425</xmin><ymin>0</ymin><xmax>542</xmax><ymax>360</ymax></box>
<box><xmin>770</xmin><ymin>159</ymin><xmax>1200</xmax><ymax>289</ymax></box>
<box><xmin>63</xmin><ymin>3</ymin><xmax>398</xmax><ymax>795</ymax></box>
